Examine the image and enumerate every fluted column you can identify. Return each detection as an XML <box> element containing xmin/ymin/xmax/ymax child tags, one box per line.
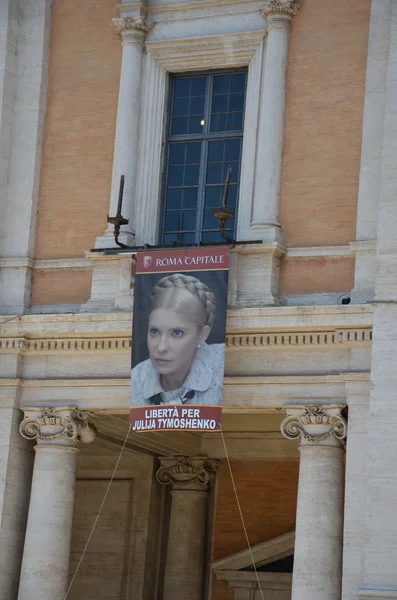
<box><xmin>17</xmin><ymin>407</ymin><xmax>96</xmax><ymax>600</ymax></box>
<box><xmin>250</xmin><ymin>0</ymin><xmax>301</xmax><ymax>242</ymax></box>
<box><xmin>157</xmin><ymin>456</ymin><xmax>217</xmax><ymax>600</ymax></box>
<box><xmin>96</xmin><ymin>14</ymin><xmax>154</xmax><ymax>248</ymax></box>
<box><xmin>281</xmin><ymin>405</ymin><xmax>346</xmax><ymax>600</ymax></box>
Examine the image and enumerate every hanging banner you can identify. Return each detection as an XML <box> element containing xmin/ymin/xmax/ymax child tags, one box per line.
<box><xmin>130</xmin><ymin>247</ymin><xmax>229</xmax><ymax>432</ymax></box>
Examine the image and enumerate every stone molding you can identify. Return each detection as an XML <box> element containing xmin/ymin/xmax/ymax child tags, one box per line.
<box><xmin>156</xmin><ymin>455</ymin><xmax>218</xmax><ymax>491</ymax></box>
<box><xmin>145</xmin><ymin>31</ymin><xmax>265</xmax><ymax>71</ymax></box>
<box><xmin>281</xmin><ymin>404</ymin><xmax>347</xmax><ymax>444</ymax></box>
<box><xmin>112</xmin><ymin>16</ymin><xmax>154</xmax><ymax>36</ymax></box>
<box><xmin>0</xmin><ymin>327</ymin><xmax>372</xmax><ymax>355</ymax></box>
<box><xmin>262</xmin><ymin>0</ymin><xmax>302</xmax><ymax>16</ymax></box>
<box><xmin>20</xmin><ymin>406</ymin><xmax>97</xmax><ymax>444</ymax></box>
<box><xmin>213</xmin><ymin>531</ymin><xmax>295</xmax><ymax>572</ymax></box>
<box><xmin>118</xmin><ymin>0</ymin><xmax>264</xmax><ymax>21</ymax></box>
<box><xmin>355</xmin><ymin>591</ymin><xmax>397</xmax><ymax>599</ymax></box>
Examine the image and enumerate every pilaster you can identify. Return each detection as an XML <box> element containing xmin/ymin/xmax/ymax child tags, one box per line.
<box><xmin>248</xmin><ymin>0</ymin><xmax>301</xmax><ymax>243</ymax></box>
<box><xmin>95</xmin><ymin>10</ymin><xmax>154</xmax><ymax>249</ymax></box>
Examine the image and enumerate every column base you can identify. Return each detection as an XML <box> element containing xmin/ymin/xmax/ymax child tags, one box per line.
<box><xmin>94</xmin><ymin>228</ymin><xmax>135</xmax><ymax>249</ymax></box>
<box><xmin>242</xmin><ymin>223</ymin><xmax>284</xmax><ymax>244</ymax></box>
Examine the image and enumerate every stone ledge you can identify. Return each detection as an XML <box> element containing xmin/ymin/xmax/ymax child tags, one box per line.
<box><xmin>0</xmin><ymin>327</ymin><xmax>372</xmax><ymax>354</ymax></box>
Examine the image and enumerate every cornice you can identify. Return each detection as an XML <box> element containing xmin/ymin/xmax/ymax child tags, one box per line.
<box><xmin>0</xmin><ymin>326</ymin><xmax>372</xmax><ymax>354</ymax></box>
<box><xmin>146</xmin><ymin>31</ymin><xmax>265</xmax><ymax>70</ymax></box>
<box><xmin>117</xmin><ymin>0</ymin><xmax>265</xmax><ymax>22</ymax></box>
<box><xmin>4</xmin><ymin>373</ymin><xmax>369</xmax><ymax>411</ymax></box>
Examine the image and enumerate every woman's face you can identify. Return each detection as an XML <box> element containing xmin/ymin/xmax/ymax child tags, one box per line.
<box><xmin>147</xmin><ymin>308</ymin><xmax>210</xmax><ymax>379</ymax></box>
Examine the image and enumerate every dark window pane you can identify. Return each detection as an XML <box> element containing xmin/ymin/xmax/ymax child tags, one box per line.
<box><xmin>201</xmin><ymin>227</ymin><xmax>235</xmax><ymax>244</ymax></box>
<box><xmin>204</xmin><ymin>186</ymin><xmax>222</xmax><ymax>207</ymax></box>
<box><xmin>181</xmin><ymin>210</ymin><xmax>197</xmax><ymax>230</ymax></box>
<box><xmin>212</xmin><ymin>94</ymin><xmax>228</xmax><ymax>113</ymax></box>
<box><xmin>168</xmin><ymin>165</ymin><xmax>184</xmax><ymax>187</ymax></box>
<box><xmin>172</xmin><ymin>97</ymin><xmax>189</xmax><ymax>117</ymax></box>
<box><xmin>206</xmin><ymin>163</ymin><xmax>224</xmax><ymax>185</ymax></box>
<box><xmin>164</xmin><ymin>211</ymin><xmax>181</xmax><ymax>231</ymax></box>
<box><xmin>163</xmin><ymin>233</ymin><xmax>179</xmax><ymax>245</ymax></box>
<box><xmin>169</xmin><ymin>144</ymin><xmax>186</xmax><ymax>165</ymax></box>
<box><xmin>208</xmin><ymin>140</ymin><xmax>225</xmax><ymax>162</ymax></box>
<box><xmin>227</xmin><ymin>112</ymin><xmax>243</xmax><ymax>131</ymax></box>
<box><xmin>174</xmin><ymin>78</ymin><xmax>190</xmax><ymax>97</ymax></box>
<box><xmin>166</xmin><ymin>189</ymin><xmax>183</xmax><ymax>209</ymax></box>
<box><xmin>230</xmin><ymin>73</ymin><xmax>246</xmax><ymax>93</ymax></box>
<box><xmin>180</xmin><ymin>232</ymin><xmax>196</xmax><ymax>245</ymax></box>
<box><xmin>228</xmin><ymin>93</ymin><xmax>244</xmax><ymax>111</ymax></box>
<box><xmin>203</xmin><ymin>208</ymin><xmax>218</xmax><ymax>229</ymax></box>
<box><xmin>164</xmin><ymin>72</ymin><xmax>245</xmax><ymax>245</ymax></box>
<box><xmin>224</xmin><ymin>139</ymin><xmax>241</xmax><ymax>161</ymax></box>
<box><xmin>210</xmin><ymin>113</ymin><xmax>227</xmax><ymax>133</ymax></box>
<box><xmin>183</xmin><ymin>188</ymin><xmax>198</xmax><ymax>209</ymax></box>
<box><xmin>186</xmin><ymin>143</ymin><xmax>201</xmax><ymax>164</ymax></box>
<box><xmin>190</xmin><ymin>96</ymin><xmax>205</xmax><ymax>115</ymax></box>
<box><xmin>191</xmin><ymin>77</ymin><xmax>206</xmax><ymax>96</ymax></box>
<box><xmin>171</xmin><ymin>117</ymin><xmax>188</xmax><ymax>135</ymax></box>
<box><xmin>188</xmin><ymin>117</ymin><xmax>204</xmax><ymax>135</ymax></box>
<box><xmin>213</xmin><ymin>75</ymin><xmax>230</xmax><ymax>94</ymax></box>
<box><xmin>184</xmin><ymin>165</ymin><xmax>200</xmax><ymax>186</ymax></box>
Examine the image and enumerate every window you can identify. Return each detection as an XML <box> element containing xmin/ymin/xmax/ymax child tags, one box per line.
<box><xmin>161</xmin><ymin>70</ymin><xmax>247</xmax><ymax>245</ymax></box>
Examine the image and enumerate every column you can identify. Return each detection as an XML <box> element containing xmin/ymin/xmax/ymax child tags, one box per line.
<box><xmin>157</xmin><ymin>456</ymin><xmax>217</xmax><ymax>600</ymax></box>
<box><xmin>281</xmin><ymin>405</ymin><xmax>346</xmax><ymax>600</ymax></box>
<box><xmin>250</xmin><ymin>0</ymin><xmax>301</xmax><ymax>242</ymax></box>
<box><xmin>96</xmin><ymin>13</ymin><xmax>154</xmax><ymax>248</ymax></box>
<box><xmin>17</xmin><ymin>407</ymin><xmax>97</xmax><ymax>600</ymax></box>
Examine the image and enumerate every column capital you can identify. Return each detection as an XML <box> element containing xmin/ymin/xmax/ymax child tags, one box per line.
<box><xmin>112</xmin><ymin>16</ymin><xmax>154</xmax><ymax>41</ymax></box>
<box><xmin>261</xmin><ymin>0</ymin><xmax>302</xmax><ymax>29</ymax></box>
<box><xmin>156</xmin><ymin>455</ymin><xmax>218</xmax><ymax>491</ymax></box>
<box><xmin>281</xmin><ymin>404</ymin><xmax>346</xmax><ymax>447</ymax></box>
<box><xmin>20</xmin><ymin>406</ymin><xmax>97</xmax><ymax>446</ymax></box>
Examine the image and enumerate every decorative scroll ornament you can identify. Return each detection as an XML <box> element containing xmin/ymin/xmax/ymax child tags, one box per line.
<box><xmin>156</xmin><ymin>455</ymin><xmax>217</xmax><ymax>490</ymax></box>
<box><xmin>20</xmin><ymin>407</ymin><xmax>97</xmax><ymax>444</ymax></box>
<box><xmin>262</xmin><ymin>0</ymin><xmax>302</xmax><ymax>16</ymax></box>
<box><xmin>281</xmin><ymin>405</ymin><xmax>347</xmax><ymax>443</ymax></box>
<box><xmin>112</xmin><ymin>16</ymin><xmax>154</xmax><ymax>36</ymax></box>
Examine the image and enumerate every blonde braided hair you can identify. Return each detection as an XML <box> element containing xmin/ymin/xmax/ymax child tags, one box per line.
<box><xmin>149</xmin><ymin>273</ymin><xmax>216</xmax><ymax>328</ymax></box>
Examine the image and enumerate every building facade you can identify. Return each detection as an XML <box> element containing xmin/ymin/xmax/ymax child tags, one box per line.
<box><xmin>0</xmin><ymin>0</ymin><xmax>396</xmax><ymax>599</ymax></box>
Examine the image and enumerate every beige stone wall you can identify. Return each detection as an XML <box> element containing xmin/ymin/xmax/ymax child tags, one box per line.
<box><xmin>211</xmin><ymin>460</ymin><xmax>299</xmax><ymax>600</ymax></box>
<box><xmin>35</xmin><ymin>0</ymin><xmax>120</xmax><ymax>261</ymax></box>
<box><xmin>280</xmin><ymin>0</ymin><xmax>371</xmax><ymax>247</ymax></box>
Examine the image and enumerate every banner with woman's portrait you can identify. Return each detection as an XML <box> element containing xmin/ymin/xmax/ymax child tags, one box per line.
<box><xmin>130</xmin><ymin>247</ymin><xmax>229</xmax><ymax>432</ymax></box>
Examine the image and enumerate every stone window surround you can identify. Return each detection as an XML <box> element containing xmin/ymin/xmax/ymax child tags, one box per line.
<box><xmin>133</xmin><ymin>29</ymin><xmax>267</xmax><ymax>247</ymax></box>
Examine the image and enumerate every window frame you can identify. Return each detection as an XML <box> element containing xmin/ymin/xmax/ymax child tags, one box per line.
<box><xmin>159</xmin><ymin>68</ymin><xmax>248</xmax><ymax>246</ymax></box>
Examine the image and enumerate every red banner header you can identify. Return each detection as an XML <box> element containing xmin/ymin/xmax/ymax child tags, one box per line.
<box><xmin>136</xmin><ymin>247</ymin><xmax>230</xmax><ymax>274</ymax></box>
<box><xmin>130</xmin><ymin>405</ymin><xmax>222</xmax><ymax>432</ymax></box>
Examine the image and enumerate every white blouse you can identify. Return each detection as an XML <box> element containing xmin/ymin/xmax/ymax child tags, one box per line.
<box><xmin>131</xmin><ymin>343</ymin><xmax>225</xmax><ymax>406</ymax></box>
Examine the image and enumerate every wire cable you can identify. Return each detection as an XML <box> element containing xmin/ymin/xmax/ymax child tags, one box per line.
<box><xmin>64</xmin><ymin>425</ymin><xmax>132</xmax><ymax>600</ymax></box>
<box><xmin>219</xmin><ymin>425</ymin><xmax>265</xmax><ymax>600</ymax></box>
